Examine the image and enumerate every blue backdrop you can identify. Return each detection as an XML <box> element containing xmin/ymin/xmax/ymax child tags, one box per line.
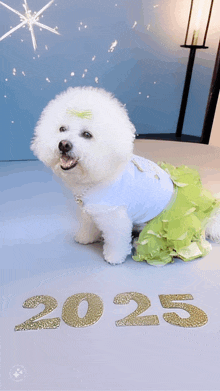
<box><xmin>0</xmin><ymin>0</ymin><xmax>216</xmax><ymax>160</ymax></box>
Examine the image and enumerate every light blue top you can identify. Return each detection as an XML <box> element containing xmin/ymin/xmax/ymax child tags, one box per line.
<box><xmin>83</xmin><ymin>154</ymin><xmax>174</xmax><ymax>224</ymax></box>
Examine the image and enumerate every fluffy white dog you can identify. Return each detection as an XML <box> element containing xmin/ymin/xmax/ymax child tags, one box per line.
<box><xmin>31</xmin><ymin>86</ymin><xmax>220</xmax><ymax>265</ymax></box>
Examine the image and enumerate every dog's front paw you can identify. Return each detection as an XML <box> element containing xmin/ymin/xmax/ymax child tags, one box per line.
<box><xmin>74</xmin><ymin>235</ymin><xmax>92</xmax><ymax>245</ymax></box>
<box><xmin>102</xmin><ymin>240</ymin><xmax>131</xmax><ymax>265</ymax></box>
<box><xmin>74</xmin><ymin>232</ymin><xmax>99</xmax><ymax>244</ymax></box>
<box><xmin>103</xmin><ymin>246</ymin><xmax>127</xmax><ymax>265</ymax></box>
<box><xmin>104</xmin><ymin>256</ymin><xmax>127</xmax><ymax>265</ymax></box>
<box><xmin>74</xmin><ymin>231</ymin><xmax>102</xmax><ymax>245</ymax></box>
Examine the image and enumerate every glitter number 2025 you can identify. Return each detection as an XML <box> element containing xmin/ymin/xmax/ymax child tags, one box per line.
<box><xmin>14</xmin><ymin>292</ymin><xmax>208</xmax><ymax>331</ymax></box>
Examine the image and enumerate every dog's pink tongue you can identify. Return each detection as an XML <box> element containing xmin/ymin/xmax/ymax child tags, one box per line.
<box><xmin>60</xmin><ymin>155</ymin><xmax>77</xmax><ymax>169</ymax></box>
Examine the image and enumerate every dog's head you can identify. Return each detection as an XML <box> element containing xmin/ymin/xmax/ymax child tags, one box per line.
<box><xmin>31</xmin><ymin>86</ymin><xmax>136</xmax><ymax>185</ymax></box>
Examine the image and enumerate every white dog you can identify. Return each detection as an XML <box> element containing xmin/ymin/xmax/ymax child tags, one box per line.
<box><xmin>31</xmin><ymin>86</ymin><xmax>220</xmax><ymax>265</ymax></box>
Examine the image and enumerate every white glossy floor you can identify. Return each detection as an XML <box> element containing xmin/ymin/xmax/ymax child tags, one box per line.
<box><xmin>1</xmin><ymin>140</ymin><xmax>220</xmax><ymax>390</ymax></box>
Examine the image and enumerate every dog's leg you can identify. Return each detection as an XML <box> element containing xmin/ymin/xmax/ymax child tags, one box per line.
<box><xmin>74</xmin><ymin>209</ymin><xmax>102</xmax><ymax>244</ymax></box>
<box><xmin>85</xmin><ymin>205</ymin><xmax>132</xmax><ymax>265</ymax></box>
<box><xmin>205</xmin><ymin>207</ymin><xmax>220</xmax><ymax>243</ymax></box>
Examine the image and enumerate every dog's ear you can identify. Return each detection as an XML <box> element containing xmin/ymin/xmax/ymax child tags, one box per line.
<box><xmin>30</xmin><ymin>137</ymin><xmax>35</xmax><ymax>153</ymax></box>
<box><xmin>130</xmin><ymin>123</ymin><xmax>136</xmax><ymax>135</ymax></box>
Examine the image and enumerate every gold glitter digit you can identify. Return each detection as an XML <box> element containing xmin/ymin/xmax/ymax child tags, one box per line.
<box><xmin>14</xmin><ymin>295</ymin><xmax>60</xmax><ymax>331</ymax></box>
<box><xmin>62</xmin><ymin>293</ymin><xmax>104</xmax><ymax>328</ymax></box>
<box><xmin>159</xmin><ymin>294</ymin><xmax>208</xmax><ymax>328</ymax></box>
<box><xmin>113</xmin><ymin>292</ymin><xmax>159</xmax><ymax>327</ymax></box>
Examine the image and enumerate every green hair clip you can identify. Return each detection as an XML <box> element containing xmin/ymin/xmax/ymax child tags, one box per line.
<box><xmin>66</xmin><ymin>108</ymin><xmax>92</xmax><ymax>120</ymax></box>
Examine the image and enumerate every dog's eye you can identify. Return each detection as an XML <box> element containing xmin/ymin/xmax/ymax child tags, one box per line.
<box><xmin>81</xmin><ymin>131</ymin><xmax>93</xmax><ymax>139</ymax></box>
<box><xmin>59</xmin><ymin>126</ymin><xmax>68</xmax><ymax>132</ymax></box>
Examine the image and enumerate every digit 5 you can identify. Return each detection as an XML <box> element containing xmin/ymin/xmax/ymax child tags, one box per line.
<box><xmin>159</xmin><ymin>294</ymin><xmax>208</xmax><ymax>328</ymax></box>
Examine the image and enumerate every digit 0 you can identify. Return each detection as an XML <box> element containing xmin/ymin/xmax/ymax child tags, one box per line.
<box><xmin>62</xmin><ymin>293</ymin><xmax>104</xmax><ymax>327</ymax></box>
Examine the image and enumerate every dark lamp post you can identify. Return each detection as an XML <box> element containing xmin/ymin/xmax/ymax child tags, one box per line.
<box><xmin>175</xmin><ymin>0</ymin><xmax>214</xmax><ymax>139</ymax></box>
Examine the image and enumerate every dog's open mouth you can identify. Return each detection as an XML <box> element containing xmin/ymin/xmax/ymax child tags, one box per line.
<box><xmin>60</xmin><ymin>155</ymin><xmax>78</xmax><ymax>170</ymax></box>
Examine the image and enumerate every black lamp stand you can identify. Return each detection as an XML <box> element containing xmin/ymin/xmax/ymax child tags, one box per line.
<box><xmin>175</xmin><ymin>0</ymin><xmax>214</xmax><ymax>140</ymax></box>
<box><xmin>175</xmin><ymin>45</ymin><xmax>208</xmax><ymax>139</ymax></box>
<box><xmin>200</xmin><ymin>39</ymin><xmax>220</xmax><ymax>144</ymax></box>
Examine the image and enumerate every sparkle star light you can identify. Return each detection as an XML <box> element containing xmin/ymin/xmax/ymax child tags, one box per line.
<box><xmin>0</xmin><ymin>0</ymin><xmax>60</xmax><ymax>50</ymax></box>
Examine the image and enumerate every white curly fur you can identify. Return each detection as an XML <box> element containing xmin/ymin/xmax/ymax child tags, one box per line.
<box><xmin>31</xmin><ymin>86</ymin><xmax>220</xmax><ymax>265</ymax></box>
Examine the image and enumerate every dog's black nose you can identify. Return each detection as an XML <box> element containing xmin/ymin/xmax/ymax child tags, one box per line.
<box><xmin>58</xmin><ymin>140</ymin><xmax>73</xmax><ymax>153</ymax></box>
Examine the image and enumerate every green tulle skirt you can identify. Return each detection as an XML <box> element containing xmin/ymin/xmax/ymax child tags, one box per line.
<box><xmin>132</xmin><ymin>162</ymin><xmax>220</xmax><ymax>266</ymax></box>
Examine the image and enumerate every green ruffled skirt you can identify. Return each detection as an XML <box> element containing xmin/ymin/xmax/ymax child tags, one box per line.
<box><xmin>132</xmin><ymin>162</ymin><xmax>220</xmax><ymax>266</ymax></box>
